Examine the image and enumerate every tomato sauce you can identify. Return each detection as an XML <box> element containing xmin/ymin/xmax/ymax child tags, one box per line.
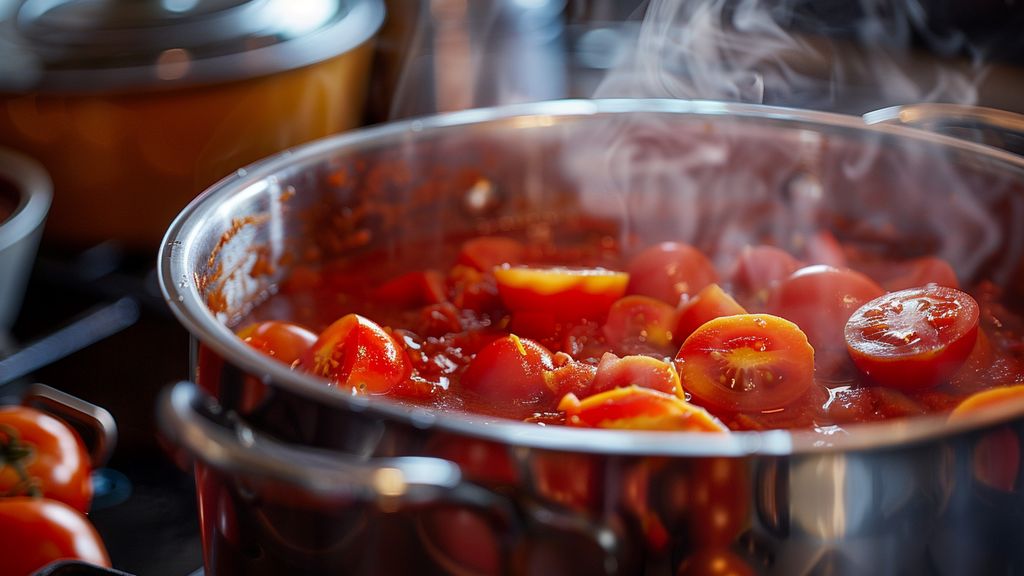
<box><xmin>240</xmin><ymin>233</ymin><xmax>1024</xmax><ymax>432</ymax></box>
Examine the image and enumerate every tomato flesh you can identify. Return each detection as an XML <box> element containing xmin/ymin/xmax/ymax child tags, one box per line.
<box><xmin>626</xmin><ymin>242</ymin><xmax>718</xmax><ymax>305</ymax></box>
<box><xmin>559</xmin><ymin>386</ymin><xmax>725</xmax><ymax>431</ymax></box>
<box><xmin>589</xmin><ymin>353</ymin><xmax>683</xmax><ymax>397</ymax></box>
<box><xmin>602</xmin><ymin>295</ymin><xmax>677</xmax><ymax>354</ymax></box>
<box><xmin>676</xmin><ymin>314</ymin><xmax>815</xmax><ymax>412</ymax></box>
<box><xmin>950</xmin><ymin>385</ymin><xmax>1024</xmax><ymax>420</ymax></box>
<box><xmin>237</xmin><ymin>320</ymin><xmax>317</xmax><ymax>367</ymax></box>
<box><xmin>374</xmin><ymin>270</ymin><xmax>447</xmax><ymax>307</ymax></box>
<box><xmin>494</xmin><ymin>266</ymin><xmax>628</xmax><ymax>323</ymax></box>
<box><xmin>675</xmin><ymin>283</ymin><xmax>748</xmax><ymax>343</ymax></box>
<box><xmin>301</xmin><ymin>314</ymin><xmax>412</xmax><ymax>394</ymax></box>
<box><xmin>459</xmin><ymin>335</ymin><xmax>556</xmax><ymax>416</ymax></box>
<box><xmin>845</xmin><ymin>286</ymin><xmax>979</xmax><ymax>390</ymax></box>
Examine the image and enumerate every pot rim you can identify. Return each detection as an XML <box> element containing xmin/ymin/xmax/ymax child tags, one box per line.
<box><xmin>159</xmin><ymin>98</ymin><xmax>1024</xmax><ymax>457</ymax></box>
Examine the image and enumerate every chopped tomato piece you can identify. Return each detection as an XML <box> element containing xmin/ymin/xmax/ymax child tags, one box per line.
<box><xmin>675</xmin><ymin>314</ymin><xmax>815</xmax><ymax>413</ymax></box>
<box><xmin>460</xmin><ymin>335</ymin><xmax>556</xmax><ymax>417</ymax></box>
<box><xmin>374</xmin><ymin>270</ymin><xmax>447</xmax><ymax>307</ymax></box>
<box><xmin>447</xmin><ymin>264</ymin><xmax>501</xmax><ymax>314</ymax></box>
<box><xmin>626</xmin><ymin>242</ymin><xmax>718</xmax><ymax>305</ymax></box>
<box><xmin>559</xmin><ymin>386</ymin><xmax>726</xmax><ymax>432</ymax></box>
<box><xmin>589</xmin><ymin>353</ymin><xmax>683</xmax><ymax>397</ymax></box>
<box><xmin>602</xmin><ymin>295</ymin><xmax>677</xmax><ymax>353</ymax></box>
<box><xmin>543</xmin><ymin>355</ymin><xmax>597</xmax><ymax>398</ymax></box>
<box><xmin>950</xmin><ymin>385</ymin><xmax>1024</xmax><ymax>420</ymax></box>
<box><xmin>236</xmin><ymin>320</ymin><xmax>317</xmax><ymax>366</ymax></box>
<box><xmin>675</xmin><ymin>284</ymin><xmax>748</xmax><ymax>343</ymax></box>
<box><xmin>457</xmin><ymin>237</ymin><xmax>526</xmax><ymax>271</ymax></box>
<box><xmin>494</xmin><ymin>266</ymin><xmax>628</xmax><ymax>322</ymax></box>
<box><xmin>301</xmin><ymin>314</ymin><xmax>412</xmax><ymax>394</ymax></box>
<box><xmin>845</xmin><ymin>286</ymin><xmax>979</xmax><ymax>390</ymax></box>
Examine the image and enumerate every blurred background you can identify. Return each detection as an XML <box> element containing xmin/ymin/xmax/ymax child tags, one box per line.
<box><xmin>0</xmin><ymin>0</ymin><xmax>1021</xmax><ymax>573</ymax></box>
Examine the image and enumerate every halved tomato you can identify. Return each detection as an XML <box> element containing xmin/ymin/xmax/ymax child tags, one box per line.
<box><xmin>626</xmin><ymin>242</ymin><xmax>718</xmax><ymax>306</ymax></box>
<box><xmin>845</xmin><ymin>286</ymin><xmax>979</xmax><ymax>390</ymax></box>
<box><xmin>460</xmin><ymin>335</ymin><xmax>556</xmax><ymax>416</ymax></box>
<box><xmin>457</xmin><ymin>236</ymin><xmax>526</xmax><ymax>271</ymax></box>
<box><xmin>301</xmin><ymin>314</ymin><xmax>412</xmax><ymax>394</ymax></box>
<box><xmin>675</xmin><ymin>284</ymin><xmax>748</xmax><ymax>343</ymax></box>
<box><xmin>602</xmin><ymin>295</ymin><xmax>677</xmax><ymax>353</ymax></box>
<box><xmin>729</xmin><ymin>245</ymin><xmax>801</xmax><ymax>303</ymax></box>
<box><xmin>589</xmin><ymin>353</ymin><xmax>683</xmax><ymax>397</ymax></box>
<box><xmin>559</xmin><ymin>386</ymin><xmax>725</xmax><ymax>432</ymax></box>
<box><xmin>767</xmin><ymin>265</ymin><xmax>884</xmax><ymax>366</ymax></box>
<box><xmin>675</xmin><ymin>314</ymin><xmax>815</xmax><ymax>413</ymax></box>
<box><xmin>494</xmin><ymin>266</ymin><xmax>628</xmax><ymax>322</ymax></box>
<box><xmin>237</xmin><ymin>320</ymin><xmax>317</xmax><ymax>367</ymax></box>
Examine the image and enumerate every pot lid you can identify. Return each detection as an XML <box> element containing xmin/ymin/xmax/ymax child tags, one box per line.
<box><xmin>0</xmin><ymin>0</ymin><xmax>384</xmax><ymax>93</ymax></box>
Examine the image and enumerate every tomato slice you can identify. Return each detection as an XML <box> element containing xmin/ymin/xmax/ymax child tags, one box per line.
<box><xmin>374</xmin><ymin>270</ymin><xmax>447</xmax><ymax>307</ymax></box>
<box><xmin>845</xmin><ymin>286</ymin><xmax>979</xmax><ymax>390</ymax></box>
<box><xmin>950</xmin><ymin>385</ymin><xmax>1024</xmax><ymax>420</ymax></box>
<box><xmin>237</xmin><ymin>320</ymin><xmax>317</xmax><ymax>367</ymax></box>
<box><xmin>494</xmin><ymin>266</ymin><xmax>628</xmax><ymax>322</ymax></box>
<box><xmin>675</xmin><ymin>283</ymin><xmax>748</xmax><ymax>343</ymax></box>
<box><xmin>626</xmin><ymin>242</ymin><xmax>718</xmax><ymax>305</ymax></box>
<box><xmin>602</xmin><ymin>295</ymin><xmax>677</xmax><ymax>353</ymax></box>
<box><xmin>558</xmin><ymin>386</ymin><xmax>725</xmax><ymax>432</ymax></box>
<box><xmin>589</xmin><ymin>353</ymin><xmax>683</xmax><ymax>397</ymax></box>
<box><xmin>675</xmin><ymin>314</ymin><xmax>815</xmax><ymax>412</ymax></box>
<box><xmin>459</xmin><ymin>335</ymin><xmax>556</xmax><ymax>416</ymax></box>
<box><xmin>301</xmin><ymin>314</ymin><xmax>412</xmax><ymax>394</ymax></box>
<box><xmin>457</xmin><ymin>237</ymin><xmax>526</xmax><ymax>271</ymax></box>
<box><xmin>767</xmin><ymin>265</ymin><xmax>884</xmax><ymax>365</ymax></box>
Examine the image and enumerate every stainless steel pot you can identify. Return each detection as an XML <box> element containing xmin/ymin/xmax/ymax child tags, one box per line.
<box><xmin>158</xmin><ymin>100</ymin><xmax>1024</xmax><ymax>575</ymax></box>
<box><xmin>0</xmin><ymin>147</ymin><xmax>50</xmax><ymax>331</ymax></box>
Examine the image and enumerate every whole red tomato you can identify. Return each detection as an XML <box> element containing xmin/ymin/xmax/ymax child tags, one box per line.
<box><xmin>0</xmin><ymin>406</ymin><xmax>92</xmax><ymax>512</ymax></box>
<box><xmin>0</xmin><ymin>497</ymin><xmax>110</xmax><ymax>576</ymax></box>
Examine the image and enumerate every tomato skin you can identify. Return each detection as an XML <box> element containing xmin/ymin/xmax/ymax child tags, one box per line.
<box><xmin>768</xmin><ymin>265</ymin><xmax>884</xmax><ymax>363</ymax></box>
<box><xmin>626</xmin><ymin>242</ymin><xmax>719</xmax><ymax>306</ymax></box>
<box><xmin>602</xmin><ymin>295</ymin><xmax>677</xmax><ymax>353</ymax></box>
<box><xmin>676</xmin><ymin>314</ymin><xmax>815</xmax><ymax>413</ymax></box>
<box><xmin>559</xmin><ymin>386</ymin><xmax>726</xmax><ymax>432</ymax></box>
<box><xmin>675</xmin><ymin>284</ymin><xmax>748</xmax><ymax>343</ymax></box>
<box><xmin>845</xmin><ymin>286</ymin><xmax>979</xmax><ymax>391</ymax></box>
<box><xmin>374</xmin><ymin>270</ymin><xmax>447</xmax><ymax>307</ymax></box>
<box><xmin>494</xmin><ymin>266</ymin><xmax>629</xmax><ymax>323</ymax></box>
<box><xmin>457</xmin><ymin>236</ymin><xmax>526</xmax><ymax>271</ymax></box>
<box><xmin>0</xmin><ymin>497</ymin><xmax>110</xmax><ymax>575</ymax></box>
<box><xmin>460</xmin><ymin>335</ymin><xmax>556</xmax><ymax>417</ymax></box>
<box><xmin>0</xmin><ymin>407</ymin><xmax>92</xmax><ymax>513</ymax></box>
<box><xmin>589</xmin><ymin>353</ymin><xmax>683</xmax><ymax>397</ymax></box>
<box><xmin>237</xmin><ymin>320</ymin><xmax>317</xmax><ymax>367</ymax></box>
<box><xmin>301</xmin><ymin>314</ymin><xmax>412</xmax><ymax>394</ymax></box>
<box><xmin>729</xmin><ymin>245</ymin><xmax>801</xmax><ymax>303</ymax></box>
<box><xmin>882</xmin><ymin>257</ymin><xmax>959</xmax><ymax>292</ymax></box>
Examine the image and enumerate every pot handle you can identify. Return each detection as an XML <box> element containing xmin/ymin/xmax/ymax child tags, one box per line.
<box><xmin>863</xmin><ymin>103</ymin><xmax>1024</xmax><ymax>157</ymax></box>
<box><xmin>23</xmin><ymin>383</ymin><xmax>117</xmax><ymax>468</ymax></box>
<box><xmin>158</xmin><ymin>381</ymin><xmax>517</xmax><ymax>519</ymax></box>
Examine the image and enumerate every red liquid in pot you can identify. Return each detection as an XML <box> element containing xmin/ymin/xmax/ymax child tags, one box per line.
<box><xmin>240</xmin><ymin>234</ymin><xmax>1024</xmax><ymax>432</ymax></box>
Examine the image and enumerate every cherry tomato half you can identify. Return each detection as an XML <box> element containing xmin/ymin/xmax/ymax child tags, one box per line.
<box><xmin>301</xmin><ymin>314</ymin><xmax>412</xmax><ymax>394</ymax></box>
<box><xmin>494</xmin><ymin>266</ymin><xmax>629</xmax><ymax>322</ymax></box>
<box><xmin>460</xmin><ymin>335</ymin><xmax>556</xmax><ymax>417</ymax></box>
<box><xmin>768</xmin><ymin>265</ymin><xmax>884</xmax><ymax>362</ymax></box>
<box><xmin>729</xmin><ymin>245</ymin><xmax>801</xmax><ymax>303</ymax></box>
<box><xmin>0</xmin><ymin>497</ymin><xmax>110</xmax><ymax>576</ymax></box>
<box><xmin>0</xmin><ymin>407</ymin><xmax>92</xmax><ymax>513</ymax></box>
<box><xmin>559</xmin><ymin>386</ymin><xmax>726</xmax><ymax>432</ymax></box>
<box><xmin>603</xmin><ymin>295</ymin><xmax>677</xmax><ymax>353</ymax></box>
<box><xmin>676</xmin><ymin>314</ymin><xmax>815</xmax><ymax>413</ymax></box>
<box><xmin>590</xmin><ymin>353</ymin><xmax>683</xmax><ymax>397</ymax></box>
<box><xmin>675</xmin><ymin>283</ymin><xmax>748</xmax><ymax>343</ymax></box>
<box><xmin>845</xmin><ymin>286</ymin><xmax>979</xmax><ymax>390</ymax></box>
<box><xmin>237</xmin><ymin>320</ymin><xmax>317</xmax><ymax>367</ymax></box>
<box><xmin>626</xmin><ymin>242</ymin><xmax>718</xmax><ymax>306</ymax></box>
